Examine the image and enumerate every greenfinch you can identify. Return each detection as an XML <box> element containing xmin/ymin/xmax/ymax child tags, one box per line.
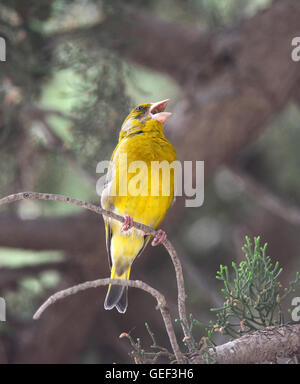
<box><xmin>101</xmin><ymin>99</ymin><xmax>176</xmax><ymax>313</ymax></box>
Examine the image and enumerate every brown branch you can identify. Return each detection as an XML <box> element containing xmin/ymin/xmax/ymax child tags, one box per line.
<box><xmin>61</xmin><ymin>0</ymin><xmax>300</xmax><ymax>180</ymax></box>
<box><xmin>48</xmin><ymin>6</ymin><xmax>207</xmax><ymax>84</ymax></box>
<box><xmin>212</xmin><ymin>324</ymin><xmax>300</xmax><ymax>364</ymax></box>
<box><xmin>12</xmin><ymin>0</ymin><xmax>299</xmax><ymax>190</ymax></box>
<box><xmin>228</xmin><ymin>164</ymin><xmax>300</xmax><ymax>226</ymax></box>
<box><xmin>0</xmin><ymin>191</ymin><xmax>162</xmax><ymax>236</ymax></box>
<box><xmin>4</xmin><ymin>2</ymin><xmax>300</xmax><ymax>185</ymax></box>
<box><xmin>0</xmin><ymin>191</ymin><xmax>191</xmax><ymax>355</ymax></box>
<box><xmin>167</xmin><ymin>0</ymin><xmax>300</xmax><ymax>178</ymax></box>
<box><xmin>33</xmin><ymin>277</ymin><xmax>184</xmax><ymax>364</ymax></box>
<box><xmin>163</xmin><ymin>240</ymin><xmax>193</xmax><ymax>350</ymax></box>
<box><xmin>12</xmin><ymin>247</ymin><xmax>109</xmax><ymax>364</ymax></box>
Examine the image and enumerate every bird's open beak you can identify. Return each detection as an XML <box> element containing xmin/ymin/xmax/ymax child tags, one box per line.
<box><xmin>149</xmin><ymin>99</ymin><xmax>172</xmax><ymax>123</ymax></box>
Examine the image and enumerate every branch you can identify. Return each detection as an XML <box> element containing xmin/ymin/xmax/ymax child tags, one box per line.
<box><xmin>33</xmin><ymin>277</ymin><xmax>184</xmax><ymax>364</ymax></box>
<box><xmin>56</xmin><ymin>0</ymin><xmax>299</xmax><ymax>180</ymax></box>
<box><xmin>228</xmin><ymin>164</ymin><xmax>300</xmax><ymax>226</ymax></box>
<box><xmin>0</xmin><ymin>192</ymin><xmax>191</xmax><ymax>354</ymax></box>
<box><xmin>167</xmin><ymin>0</ymin><xmax>300</xmax><ymax>177</ymax></box>
<box><xmin>211</xmin><ymin>324</ymin><xmax>300</xmax><ymax>364</ymax></box>
<box><xmin>48</xmin><ymin>6</ymin><xmax>207</xmax><ymax>84</ymax></box>
<box><xmin>16</xmin><ymin>1</ymin><xmax>300</xmax><ymax>185</ymax></box>
<box><xmin>0</xmin><ymin>191</ymin><xmax>161</xmax><ymax>238</ymax></box>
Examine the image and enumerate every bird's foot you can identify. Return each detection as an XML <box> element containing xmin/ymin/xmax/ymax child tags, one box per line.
<box><xmin>151</xmin><ymin>229</ymin><xmax>167</xmax><ymax>246</ymax></box>
<box><xmin>121</xmin><ymin>214</ymin><xmax>134</xmax><ymax>232</ymax></box>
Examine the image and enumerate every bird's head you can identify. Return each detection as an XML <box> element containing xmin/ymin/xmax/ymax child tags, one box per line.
<box><xmin>119</xmin><ymin>99</ymin><xmax>171</xmax><ymax>140</ymax></box>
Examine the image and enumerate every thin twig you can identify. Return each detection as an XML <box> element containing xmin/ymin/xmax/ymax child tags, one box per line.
<box><xmin>0</xmin><ymin>192</ymin><xmax>190</xmax><ymax>353</ymax></box>
<box><xmin>0</xmin><ymin>191</ymin><xmax>159</xmax><ymax>235</ymax></box>
<box><xmin>33</xmin><ymin>277</ymin><xmax>184</xmax><ymax>364</ymax></box>
<box><xmin>163</xmin><ymin>240</ymin><xmax>193</xmax><ymax>351</ymax></box>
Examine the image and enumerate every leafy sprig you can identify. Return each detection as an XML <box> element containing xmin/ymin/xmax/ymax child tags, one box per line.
<box><xmin>208</xmin><ymin>236</ymin><xmax>300</xmax><ymax>338</ymax></box>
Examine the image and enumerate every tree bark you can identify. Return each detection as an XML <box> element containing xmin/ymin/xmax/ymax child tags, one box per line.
<box><xmin>213</xmin><ymin>324</ymin><xmax>300</xmax><ymax>364</ymax></box>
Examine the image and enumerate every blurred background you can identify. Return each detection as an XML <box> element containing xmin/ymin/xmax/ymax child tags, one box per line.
<box><xmin>0</xmin><ymin>0</ymin><xmax>299</xmax><ymax>363</ymax></box>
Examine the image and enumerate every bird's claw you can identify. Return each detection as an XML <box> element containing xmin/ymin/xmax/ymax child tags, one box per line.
<box><xmin>121</xmin><ymin>214</ymin><xmax>134</xmax><ymax>232</ymax></box>
<box><xmin>151</xmin><ymin>229</ymin><xmax>167</xmax><ymax>246</ymax></box>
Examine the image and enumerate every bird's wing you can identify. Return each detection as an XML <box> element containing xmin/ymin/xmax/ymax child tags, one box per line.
<box><xmin>101</xmin><ymin>147</ymin><xmax>119</xmax><ymax>271</ymax></box>
<box><xmin>136</xmin><ymin>235</ymin><xmax>151</xmax><ymax>258</ymax></box>
<box><xmin>104</xmin><ymin>217</ymin><xmax>113</xmax><ymax>269</ymax></box>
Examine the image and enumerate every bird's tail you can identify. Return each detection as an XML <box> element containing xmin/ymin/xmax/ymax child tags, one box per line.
<box><xmin>104</xmin><ymin>265</ymin><xmax>131</xmax><ymax>314</ymax></box>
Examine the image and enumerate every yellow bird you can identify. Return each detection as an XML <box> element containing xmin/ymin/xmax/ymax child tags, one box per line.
<box><xmin>101</xmin><ymin>99</ymin><xmax>177</xmax><ymax>313</ymax></box>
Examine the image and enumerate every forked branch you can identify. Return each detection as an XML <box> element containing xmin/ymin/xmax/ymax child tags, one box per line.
<box><xmin>33</xmin><ymin>277</ymin><xmax>184</xmax><ymax>364</ymax></box>
<box><xmin>0</xmin><ymin>192</ymin><xmax>191</xmax><ymax>358</ymax></box>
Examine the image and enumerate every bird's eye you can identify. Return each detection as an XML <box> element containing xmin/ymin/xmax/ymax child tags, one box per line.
<box><xmin>136</xmin><ymin>106</ymin><xmax>145</xmax><ymax>112</ymax></box>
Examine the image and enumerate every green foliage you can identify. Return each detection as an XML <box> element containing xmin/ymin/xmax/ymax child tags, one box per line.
<box><xmin>57</xmin><ymin>44</ymin><xmax>132</xmax><ymax>171</ymax></box>
<box><xmin>208</xmin><ymin>236</ymin><xmax>300</xmax><ymax>339</ymax></box>
<box><xmin>186</xmin><ymin>314</ymin><xmax>216</xmax><ymax>363</ymax></box>
<box><xmin>123</xmin><ymin>236</ymin><xmax>299</xmax><ymax>363</ymax></box>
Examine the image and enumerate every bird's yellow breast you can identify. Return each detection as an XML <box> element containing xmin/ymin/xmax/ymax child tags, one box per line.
<box><xmin>102</xmin><ymin>131</ymin><xmax>177</xmax><ymax>228</ymax></box>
